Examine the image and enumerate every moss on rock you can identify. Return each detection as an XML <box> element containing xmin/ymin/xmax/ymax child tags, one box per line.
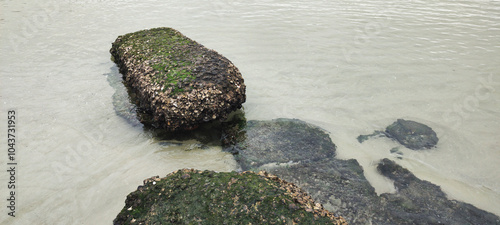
<box><xmin>113</xmin><ymin>169</ymin><xmax>347</xmax><ymax>225</ymax></box>
<box><xmin>110</xmin><ymin>27</ymin><xmax>246</xmax><ymax>131</ymax></box>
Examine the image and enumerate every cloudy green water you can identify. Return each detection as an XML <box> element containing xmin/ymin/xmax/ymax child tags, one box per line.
<box><xmin>1</xmin><ymin>0</ymin><xmax>499</xmax><ymax>224</ymax></box>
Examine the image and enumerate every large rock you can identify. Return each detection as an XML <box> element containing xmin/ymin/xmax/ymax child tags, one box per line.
<box><xmin>224</xmin><ymin>118</ymin><xmax>500</xmax><ymax>224</ymax></box>
<box><xmin>110</xmin><ymin>27</ymin><xmax>246</xmax><ymax>131</ymax></box>
<box><xmin>113</xmin><ymin>169</ymin><xmax>347</xmax><ymax>225</ymax></box>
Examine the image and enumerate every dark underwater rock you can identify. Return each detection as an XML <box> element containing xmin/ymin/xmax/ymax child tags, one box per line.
<box><xmin>113</xmin><ymin>169</ymin><xmax>347</xmax><ymax>225</ymax></box>
<box><xmin>376</xmin><ymin>159</ymin><xmax>500</xmax><ymax>225</ymax></box>
<box><xmin>357</xmin><ymin>119</ymin><xmax>438</xmax><ymax>150</ymax></box>
<box><xmin>267</xmin><ymin>158</ymin><xmax>380</xmax><ymax>224</ymax></box>
<box><xmin>356</xmin><ymin>130</ymin><xmax>386</xmax><ymax>144</ymax></box>
<box><xmin>110</xmin><ymin>27</ymin><xmax>246</xmax><ymax>131</ymax></box>
<box><xmin>222</xmin><ymin>118</ymin><xmax>336</xmax><ymax>171</ymax></box>
<box><xmin>385</xmin><ymin>119</ymin><xmax>438</xmax><ymax>150</ymax></box>
<box><xmin>226</xmin><ymin>118</ymin><xmax>499</xmax><ymax>224</ymax></box>
<box><xmin>106</xmin><ymin>65</ymin><xmax>143</xmax><ymax>126</ymax></box>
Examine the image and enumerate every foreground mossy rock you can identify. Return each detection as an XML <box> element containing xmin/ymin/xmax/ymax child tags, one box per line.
<box><xmin>114</xmin><ymin>169</ymin><xmax>347</xmax><ymax>225</ymax></box>
<box><xmin>110</xmin><ymin>27</ymin><xmax>246</xmax><ymax>131</ymax></box>
<box><xmin>225</xmin><ymin>118</ymin><xmax>500</xmax><ymax>224</ymax></box>
<box><xmin>357</xmin><ymin>119</ymin><xmax>438</xmax><ymax>150</ymax></box>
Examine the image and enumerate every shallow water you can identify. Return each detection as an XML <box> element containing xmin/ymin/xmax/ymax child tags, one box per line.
<box><xmin>0</xmin><ymin>0</ymin><xmax>499</xmax><ymax>224</ymax></box>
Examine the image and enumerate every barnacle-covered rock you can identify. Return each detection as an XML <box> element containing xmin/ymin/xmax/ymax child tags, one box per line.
<box><xmin>110</xmin><ymin>27</ymin><xmax>245</xmax><ymax>131</ymax></box>
<box><xmin>113</xmin><ymin>169</ymin><xmax>347</xmax><ymax>225</ymax></box>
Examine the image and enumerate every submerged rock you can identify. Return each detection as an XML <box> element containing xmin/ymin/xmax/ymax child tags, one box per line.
<box><xmin>106</xmin><ymin>65</ymin><xmax>143</xmax><ymax>126</ymax></box>
<box><xmin>356</xmin><ymin>130</ymin><xmax>386</xmax><ymax>144</ymax></box>
<box><xmin>113</xmin><ymin>169</ymin><xmax>347</xmax><ymax>225</ymax></box>
<box><xmin>357</xmin><ymin>119</ymin><xmax>438</xmax><ymax>150</ymax></box>
<box><xmin>226</xmin><ymin>118</ymin><xmax>500</xmax><ymax>224</ymax></box>
<box><xmin>385</xmin><ymin>119</ymin><xmax>438</xmax><ymax>150</ymax></box>
<box><xmin>377</xmin><ymin>159</ymin><xmax>500</xmax><ymax>225</ymax></box>
<box><xmin>268</xmin><ymin>158</ymin><xmax>380</xmax><ymax>224</ymax></box>
<box><xmin>223</xmin><ymin>118</ymin><xmax>336</xmax><ymax>171</ymax></box>
<box><xmin>110</xmin><ymin>27</ymin><xmax>246</xmax><ymax>131</ymax></box>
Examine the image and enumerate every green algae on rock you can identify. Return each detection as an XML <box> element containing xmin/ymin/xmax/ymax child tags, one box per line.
<box><xmin>110</xmin><ymin>27</ymin><xmax>246</xmax><ymax>131</ymax></box>
<box><xmin>113</xmin><ymin>169</ymin><xmax>347</xmax><ymax>225</ymax></box>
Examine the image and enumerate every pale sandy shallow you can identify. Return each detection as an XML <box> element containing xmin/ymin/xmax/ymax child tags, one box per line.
<box><xmin>0</xmin><ymin>0</ymin><xmax>499</xmax><ymax>224</ymax></box>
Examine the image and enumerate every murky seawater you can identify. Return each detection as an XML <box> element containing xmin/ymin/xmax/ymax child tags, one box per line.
<box><xmin>1</xmin><ymin>0</ymin><xmax>499</xmax><ymax>224</ymax></box>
